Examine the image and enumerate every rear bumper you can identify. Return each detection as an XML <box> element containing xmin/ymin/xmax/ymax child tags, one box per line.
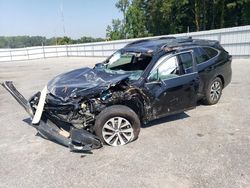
<box><xmin>223</xmin><ymin>59</ymin><xmax>232</xmax><ymax>88</ymax></box>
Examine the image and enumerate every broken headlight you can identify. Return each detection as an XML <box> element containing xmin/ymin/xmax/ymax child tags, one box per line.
<box><xmin>100</xmin><ymin>90</ymin><xmax>112</xmax><ymax>101</ymax></box>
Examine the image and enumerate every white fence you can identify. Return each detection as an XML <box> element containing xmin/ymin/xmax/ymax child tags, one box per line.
<box><xmin>0</xmin><ymin>25</ymin><xmax>250</xmax><ymax>62</ymax></box>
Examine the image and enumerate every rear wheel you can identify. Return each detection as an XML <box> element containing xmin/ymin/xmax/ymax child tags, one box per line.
<box><xmin>94</xmin><ymin>105</ymin><xmax>140</xmax><ymax>146</ymax></box>
<box><xmin>203</xmin><ymin>77</ymin><xmax>223</xmax><ymax>105</ymax></box>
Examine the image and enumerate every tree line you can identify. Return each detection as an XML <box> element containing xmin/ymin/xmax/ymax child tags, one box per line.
<box><xmin>106</xmin><ymin>0</ymin><xmax>250</xmax><ymax>40</ymax></box>
<box><xmin>1</xmin><ymin>0</ymin><xmax>249</xmax><ymax>48</ymax></box>
<box><xmin>0</xmin><ymin>36</ymin><xmax>104</xmax><ymax>48</ymax></box>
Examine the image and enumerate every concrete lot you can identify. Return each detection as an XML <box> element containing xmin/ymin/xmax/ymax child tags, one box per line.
<box><xmin>0</xmin><ymin>57</ymin><xmax>249</xmax><ymax>188</ymax></box>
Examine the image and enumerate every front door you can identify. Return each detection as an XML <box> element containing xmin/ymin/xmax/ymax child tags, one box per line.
<box><xmin>144</xmin><ymin>52</ymin><xmax>199</xmax><ymax>119</ymax></box>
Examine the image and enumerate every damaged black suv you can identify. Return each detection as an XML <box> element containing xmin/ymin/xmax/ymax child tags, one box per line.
<box><xmin>2</xmin><ymin>37</ymin><xmax>232</xmax><ymax>151</ymax></box>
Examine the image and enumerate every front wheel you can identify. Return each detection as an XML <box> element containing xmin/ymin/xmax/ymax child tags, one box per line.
<box><xmin>94</xmin><ymin>105</ymin><xmax>141</xmax><ymax>146</ymax></box>
<box><xmin>203</xmin><ymin>77</ymin><xmax>223</xmax><ymax>105</ymax></box>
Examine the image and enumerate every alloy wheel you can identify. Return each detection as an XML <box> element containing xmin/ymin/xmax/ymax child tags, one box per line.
<box><xmin>210</xmin><ymin>80</ymin><xmax>221</xmax><ymax>102</ymax></box>
<box><xmin>102</xmin><ymin>117</ymin><xmax>134</xmax><ymax>146</ymax></box>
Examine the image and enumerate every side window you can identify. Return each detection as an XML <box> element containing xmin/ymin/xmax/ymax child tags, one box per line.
<box><xmin>203</xmin><ymin>47</ymin><xmax>218</xmax><ymax>58</ymax></box>
<box><xmin>193</xmin><ymin>48</ymin><xmax>209</xmax><ymax>64</ymax></box>
<box><xmin>149</xmin><ymin>56</ymin><xmax>179</xmax><ymax>81</ymax></box>
<box><xmin>178</xmin><ymin>52</ymin><xmax>193</xmax><ymax>70</ymax></box>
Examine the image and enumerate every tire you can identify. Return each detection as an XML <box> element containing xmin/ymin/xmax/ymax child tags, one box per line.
<box><xmin>203</xmin><ymin>77</ymin><xmax>223</xmax><ymax>105</ymax></box>
<box><xmin>94</xmin><ymin>105</ymin><xmax>141</xmax><ymax>146</ymax></box>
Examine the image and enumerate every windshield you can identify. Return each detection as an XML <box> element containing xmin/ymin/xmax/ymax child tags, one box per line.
<box><xmin>103</xmin><ymin>51</ymin><xmax>152</xmax><ymax>80</ymax></box>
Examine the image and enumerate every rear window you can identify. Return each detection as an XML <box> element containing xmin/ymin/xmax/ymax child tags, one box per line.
<box><xmin>203</xmin><ymin>47</ymin><xmax>218</xmax><ymax>58</ymax></box>
<box><xmin>193</xmin><ymin>47</ymin><xmax>210</xmax><ymax>64</ymax></box>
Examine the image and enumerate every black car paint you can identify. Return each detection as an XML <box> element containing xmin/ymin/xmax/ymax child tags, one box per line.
<box><xmin>2</xmin><ymin>37</ymin><xmax>232</xmax><ymax>151</ymax></box>
<box><xmin>47</xmin><ymin>67</ymin><xmax>132</xmax><ymax>102</ymax></box>
<box><xmin>196</xmin><ymin>48</ymin><xmax>232</xmax><ymax>98</ymax></box>
<box><xmin>144</xmin><ymin>72</ymin><xmax>199</xmax><ymax>120</ymax></box>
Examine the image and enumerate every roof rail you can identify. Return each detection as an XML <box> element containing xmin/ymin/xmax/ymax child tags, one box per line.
<box><xmin>126</xmin><ymin>36</ymin><xmax>176</xmax><ymax>47</ymax></box>
<box><xmin>176</xmin><ymin>36</ymin><xmax>193</xmax><ymax>43</ymax></box>
<box><xmin>160</xmin><ymin>36</ymin><xmax>193</xmax><ymax>50</ymax></box>
<box><xmin>125</xmin><ymin>39</ymin><xmax>151</xmax><ymax>46</ymax></box>
<box><xmin>157</xmin><ymin>36</ymin><xmax>176</xmax><ymax>40</ymax></box>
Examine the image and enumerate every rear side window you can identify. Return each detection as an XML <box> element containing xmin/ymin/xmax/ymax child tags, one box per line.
<box><xmin>203</xmin><ymin>47</ymin><xmax>218</xmax><ymax>58</ymax></box>
<box><xmin>178</xmin><ymin>52</ymin><xmax>193</xmax><ymax>69</ymax></box>
<box><xmin>192</xmin><ymin>47</ymin><xmax>210</xmax><ymax>64</ymax></box>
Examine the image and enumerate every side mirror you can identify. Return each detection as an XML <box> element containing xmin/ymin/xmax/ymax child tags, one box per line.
<box><xmin>147</xmin><ymin>69</ymin><xmax>162</xmax><ymax>84</ymax></box>
<box><xmin>94</xmin><ymin>63</ymin><xmax>104</xmax><ymax>69</ymax></box>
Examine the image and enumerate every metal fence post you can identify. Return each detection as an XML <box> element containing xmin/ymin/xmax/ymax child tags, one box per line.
<box><xmin>102</xmin><ymin>45</ymin><xmax>104</xmax><ymax>57</ymax></box>
<box><xmin>92</xmin><ymin>46</ymin><xmax>94</xmax><ymax>57</ymax></box>
<box><xmin>10</xmin><ymin>50</ymin><xmax>12</xmax><ymax>61</ymax></box>
<box><xmin>42</xmin><ymin>45</ymin><xmax>46</xmax><ymax>59</ymax></box>
<box><xmin>56</xmin><ymin>46</ymin><xmax>58</xmax><ymax>57</ymax></box>
<box><xmin>26</xmin><ymin>47</ymin><xmax>30</xmax><ymax>60</ymax></box>
<box><xmin>218</xmin><ymin>33</ymin><xmax>222</xmax><ymax>43</ymax></box>
<box><xmin>66</xmin><ymin>45</ymin><xmax>69</xmax><ymax>57</ymax></box>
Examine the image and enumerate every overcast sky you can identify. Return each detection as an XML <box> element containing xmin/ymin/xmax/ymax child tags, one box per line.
<box><xmin>0</xmin><ymin>0</ymin><xmax>122</xmax><ymax>38</ymax></box>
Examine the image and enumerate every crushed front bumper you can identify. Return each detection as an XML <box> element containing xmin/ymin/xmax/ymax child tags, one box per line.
<box><xmin>1</xmin><ymin>81</ymin><xmax>102</xmax><ymax>152</ymax></box>
<box><xmin>38</xmin><ymin>118</ymin><xmax>102</xmax><ymax>151</ymax></box>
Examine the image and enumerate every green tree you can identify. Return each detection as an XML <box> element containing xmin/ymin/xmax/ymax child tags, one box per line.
<box><xmin>116</xmin><ymin>0</ymin><xmax>130</xmax><ymax>20</ymax></box>
<box><xmin>144</xmin><ymin>0</ymin><xmax>165</xmax><ymax>35</ymax></box>
<box><xmin>161</xmin><ymin>0</ymin><xmax>191</xmax><ymax>33</ymax></box>
<box><xmin>116</xmin><ymin>0</ymin><xmax>130</xmax><ymax>38</ymax></box>
<box><xmin>125</xmin><ymin>0</ymin><xmax>149</xmax><ymax>38</ymax></box>
<box><xmin>225</xmin><ymin>0</ymin><xmax>250</xmax><ymax>27</ymax></box>
<box><xmin>106</xmin><ymin>19</ymin><xmax>124</xmax><ymax>40</ymax></box>
<box><xmin>0</xmin><ymin>36</ymin><xmax>105</xmax><ymax>48</ymax></box>
<box><xmin>57</xmin><ymin>36</ymin><xmax>72</xmax><ymax>45</ymax></box>
<box><xmin>107</xmin><ymin>0</ymin><xmax>131</xmax><ymax>39</ymax></box>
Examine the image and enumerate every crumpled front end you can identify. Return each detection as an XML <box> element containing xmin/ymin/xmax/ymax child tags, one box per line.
<box><xmin>1</xmin><ymin>66</ymin><xmax>148</xmax><ymax>152</ymax></box>
<box><xmin>1</xmin><ymin>81</ymin><xmax>102</xmax><ymax>152</ymax></box>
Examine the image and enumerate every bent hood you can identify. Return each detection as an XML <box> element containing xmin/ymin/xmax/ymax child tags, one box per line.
<box><xmin>47</xmin><ymin>67</ymin><xmax>131</xmax><ymax>101</ymax></box>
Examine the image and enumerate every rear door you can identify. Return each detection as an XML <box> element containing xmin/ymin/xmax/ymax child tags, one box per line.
<box><xmin>144</xmin><ymin>51</ymin><xmax>199</xmax><ymax>118</ymax></box>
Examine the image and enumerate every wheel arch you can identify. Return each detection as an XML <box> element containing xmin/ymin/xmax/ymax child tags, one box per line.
<box><xmin>216</xmin><ymin>74</ymin><xmax>225</xmax><ymax>88</ymax></box>
<box><xmin>94</xmin><ymin>104</ymin><xmax>141</xmax><ymax>146</ymax></box>
<box><xmin>104</xmin><ymin>96</ymin><xmax>144</xmax><ymax>122</ymax></box>
<box><xmin>106</xmin><ymin>88</ymin><xmax>149</xmax><ymax>121</ymax></box>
